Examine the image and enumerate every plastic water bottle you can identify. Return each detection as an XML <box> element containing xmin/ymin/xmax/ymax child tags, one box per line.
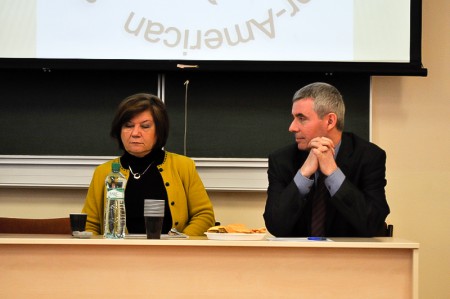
<box><xmin>103</xmin><ymin>162</ymin><xmax>127</xmax><ymax>239</ymax></box>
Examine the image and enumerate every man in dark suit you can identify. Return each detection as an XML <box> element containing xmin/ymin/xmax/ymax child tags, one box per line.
<box><xmin>263</xmin><ymin>82</ymin><xmax>390</xmax><ymax>237</ymax></box>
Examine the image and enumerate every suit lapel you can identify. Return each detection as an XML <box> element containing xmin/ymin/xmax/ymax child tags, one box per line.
<box><xmin>335</xmin><ymin>133</ymin><xmax>354</xmax><ymax>176</ymax></box>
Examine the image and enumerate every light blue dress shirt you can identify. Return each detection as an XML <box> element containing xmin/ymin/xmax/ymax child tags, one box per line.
<box><xmin>293</xmin><ymin>141</ymin><xmax>345</xmax><ymax>200</ymax></box>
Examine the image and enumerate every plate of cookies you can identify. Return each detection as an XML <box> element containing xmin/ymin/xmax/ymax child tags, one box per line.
<box><xmin>205</xmin><ymin>224</ymin><xmax>267</xmax><ymax>241</ymax></box>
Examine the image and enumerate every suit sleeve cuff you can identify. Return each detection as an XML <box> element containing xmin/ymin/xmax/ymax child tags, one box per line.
<box><xmin>325</xmin><ymin>168</ymin><xmax>345</xmax><ymax>196</ymax></box>
<box><xmin>294</xmin><ymin>171</ymin><xmax>314</xmax><ymax>199</ymax></box>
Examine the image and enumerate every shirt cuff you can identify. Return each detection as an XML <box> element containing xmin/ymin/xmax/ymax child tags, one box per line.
<box><xmin>325</xmin><ymin>168</ymin><xmax>345</xmax><ymax>196</ymax></box>
<box><xmin>294</xmin><ymin>171</ymin><xmax>314</xmax><ymax>199</ymax></box>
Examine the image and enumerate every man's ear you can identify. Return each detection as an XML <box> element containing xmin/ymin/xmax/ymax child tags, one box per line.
<box><xmin>327</xmin><ymin>113</ymin><xmax>337</xmax><ymax>129</ymax></box>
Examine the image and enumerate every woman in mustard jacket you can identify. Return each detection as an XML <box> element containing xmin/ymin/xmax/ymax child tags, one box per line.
<box><xmin>82</xmin><ymin>93</ymin><xmax>215</xmax><ymax>236</ymax></box>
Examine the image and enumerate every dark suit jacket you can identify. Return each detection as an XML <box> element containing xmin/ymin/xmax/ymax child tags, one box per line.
<box><xmin>263</xmin><ymin>132</ymin><xmax>390</xmax><ymax>237</ymax></box>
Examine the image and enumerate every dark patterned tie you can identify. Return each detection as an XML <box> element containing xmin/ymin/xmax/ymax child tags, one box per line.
<box><xmin>311</xmin><ymin>172</ymin><xmax>327</xmax><ymax>237</ymax></box>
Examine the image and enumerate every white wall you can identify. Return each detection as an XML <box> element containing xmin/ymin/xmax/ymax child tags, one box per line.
<box><xmin>0</xmin><ymin>0</ymin><xmax>448</xmax><ymax>297</ymax></box>
<box><xmin>371</xmin><ymin>0</ymin><xmax>450</xmax><ymax>297</ymax></box>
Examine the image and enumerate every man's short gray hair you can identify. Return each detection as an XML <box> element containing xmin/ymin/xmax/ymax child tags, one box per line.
<box><xmin>292</xmin><ymin>82</ymin><xmax>345</xmax><ymax>131</ymax></box>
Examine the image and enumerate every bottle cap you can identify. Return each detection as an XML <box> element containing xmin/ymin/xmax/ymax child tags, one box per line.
<box><xmin>112</xmin><ymin>162</ymin><xmax>120</xmax><ymax>173</ymax></box>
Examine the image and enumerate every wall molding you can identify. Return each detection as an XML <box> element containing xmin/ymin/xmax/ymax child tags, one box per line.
<box><xmin>0</xmin><ymin>156</ymin><xmax>268</xmax><ymax>192</ymax></box>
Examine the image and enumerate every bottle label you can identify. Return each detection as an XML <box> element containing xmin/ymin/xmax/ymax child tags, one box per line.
<box><xmin>107</xmin><ymin>188</ymin><xmax>125</xmax><ymax>199</ymax></box>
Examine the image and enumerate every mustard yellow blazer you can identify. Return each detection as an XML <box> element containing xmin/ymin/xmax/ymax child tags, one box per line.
<box><xmin>82</xmin><ymin>151</ymin><xmax>215</xmax><ymax>236</ymax></box>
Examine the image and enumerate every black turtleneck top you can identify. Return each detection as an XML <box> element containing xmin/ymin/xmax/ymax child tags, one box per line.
<box><xmin>120</xmin><ymin>149</ymin><xmax>172</xmax><ymax>234</ymax></box>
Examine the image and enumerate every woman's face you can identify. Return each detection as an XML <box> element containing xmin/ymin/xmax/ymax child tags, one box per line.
<box><xmin>121</xmin><ymin>110</ymin><xmax>157</xmax><ymax>157</ymax></box>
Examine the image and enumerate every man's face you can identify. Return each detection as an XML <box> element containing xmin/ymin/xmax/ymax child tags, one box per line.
<box><xmin>289</xmin><ymin>98</ymin><xmax>329</xmax><ymax>151</ymax></box>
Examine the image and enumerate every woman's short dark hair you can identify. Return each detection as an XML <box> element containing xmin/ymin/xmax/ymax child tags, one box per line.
<box><xmin>110</xmin><ymin>93</ymin><xmax>169</xmax><ymax>151</ymax></box>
